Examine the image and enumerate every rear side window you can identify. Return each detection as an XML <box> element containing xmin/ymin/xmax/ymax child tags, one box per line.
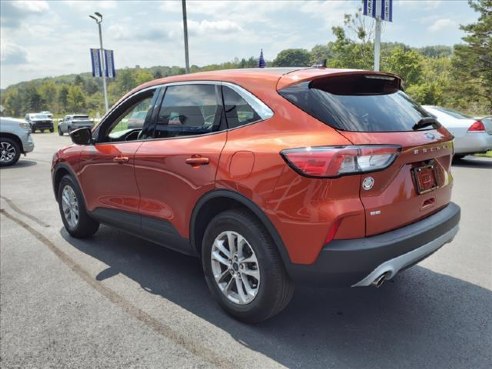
<box><xmin>222</xmin><ymin>86</ymin><xmax>261</xmax><ymax>128</ymax></box>
<box><xmin>279</xmin><ymin>74</ymin><xmax>432</xmax><ymax>132</ymax></box>
<box><xmin>154</xmin><ymin>84</ymin><xmax>221</xmax><ymax>138</ymax></box>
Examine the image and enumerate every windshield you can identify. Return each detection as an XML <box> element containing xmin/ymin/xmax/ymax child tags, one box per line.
<box><xmin>32</xmin><ymin>114</ymin><xmax>49</xmax><ymax>120</ymax></box>
<box><xmin>279</xmin><ymin>75</ymin><xmax>433</xmax><ymax>132</ymax></box>
<box><xmin>431</xmin><ymin>106</ymin><xmax>472</xmax><ymax>119</ymax></box>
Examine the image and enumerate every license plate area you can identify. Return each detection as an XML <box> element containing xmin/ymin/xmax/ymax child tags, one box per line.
<box><xmin>412</xmin><ymin>163</ymin><xmax>438</xmax><ymax>194</ymax></box>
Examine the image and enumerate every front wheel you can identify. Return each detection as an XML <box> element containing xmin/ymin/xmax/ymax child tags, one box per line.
<box><xmin>0</xmin><ymin>138</ymin><xmax>21</xmax><ymax>166</ymax></box>
<box><xmin>58</xmin><ymin>175</ymin><xmax>99</xmax><ymax>238</ymax></box>
<box><xmin>202</xmin><ymin>209</ymin><xmax>294</xmax><ymax>323</ymax></box>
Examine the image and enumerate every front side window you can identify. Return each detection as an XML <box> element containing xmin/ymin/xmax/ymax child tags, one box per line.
<box><xmin>154</xmin><ymin>84</ymin><xmax>221</xmax><ymax>138</ymax></box>
<box><xmin>101</xmin><ymin>89</ymin><xmax>157</xmax><ymax>142</ymax></box>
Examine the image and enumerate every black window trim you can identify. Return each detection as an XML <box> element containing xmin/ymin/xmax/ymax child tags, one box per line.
<box><xmin>94</xmin><ymin>86</ymin><xmax>161</xmax><ymax>143</ymax></box>
<box><xmin>93</xmin><ymin>80</ymin><xmax>276</xmax><ymax>144</ymax></box>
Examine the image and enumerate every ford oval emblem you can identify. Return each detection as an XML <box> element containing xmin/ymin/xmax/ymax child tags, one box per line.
<box><xmin>425</xmin><ymin>132</ymin><xmax>436</xmax><ymax>140</ymax></box>
<box><xmin>362</xmin><ymin>176</ymin><xmax>375</xmax><ymax>191</ymax></box>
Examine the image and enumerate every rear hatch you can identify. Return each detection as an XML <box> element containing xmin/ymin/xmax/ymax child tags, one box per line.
<box><xmin>279</xmin><ymin>71</ymin><xmax>455</xmax><ymax>236</ymax></box>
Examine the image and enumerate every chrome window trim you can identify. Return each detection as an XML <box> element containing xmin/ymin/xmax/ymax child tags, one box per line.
<box><xmin>157</xmin><ymin>80</ymin><xmax>274</xmax><ymax>121</ymax></box>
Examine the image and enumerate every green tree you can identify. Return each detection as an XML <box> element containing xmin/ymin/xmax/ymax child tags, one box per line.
<box><xmin>451</xmin><ymin>0</ymin><xmax>492</xmax><ymax>112</ymax></box>
<box><xmin>58</xmin><ymin>85</ymin><xmax>69</xmax><ymax>112</ymax></box>
<box><xmin>273</xmin><ymin>48</ymin><xmax>311</xmax><ymax>67</ymax></box>
<box><xmin>67</xmin><ymin>85</ymin><xmax>86</xmax><ymax>112</ymax></box>
<box><xmin>382</xmin><ymin>47</ymin><xmax>423</xmax><ymax>86</ymax></box>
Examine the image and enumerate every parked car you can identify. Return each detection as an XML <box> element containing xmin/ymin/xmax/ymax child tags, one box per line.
<box><xmin>58</xmin><ymin>114</ymin><xmax>94</xmax><ymax>136</ymax></box>
<box><xmin>25</xmin><ymin>113</ymin><xmax>54</xmax><ymax>133</ymax></box>
<box><xmin>52</xmin><ymin>68</ymin><xmax>460</xmax><ymax>322</ymax></box>
<box><xmin>0</xmin><ymin>117</ymin><xmax>35</xmax><ymax>166</ymax></box>
<box><xmin>422</xmin><ymin>105</ymin><xmax>492</xmax><ymax>159</ymax></box>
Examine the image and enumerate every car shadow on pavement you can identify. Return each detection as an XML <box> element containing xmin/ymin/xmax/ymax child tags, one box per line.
<box><xmin>62</xmin><ymin>226</ymin><xmax>492</xmax><ymax>369</ymax></box>
<box><xmin>452</xmin><ymin>156</ymin><xmax>492</xmax><ymax>169</ymax></box>
<box><xmin>0</xmin><ymin>160</ymin><xmax>38</xmax><ymax>170</ymax></box>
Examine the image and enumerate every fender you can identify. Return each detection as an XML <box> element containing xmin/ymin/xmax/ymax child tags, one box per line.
<box><xmin>190</xmin><ymin>189</ymin><xmax>292</xmax><ymax>266</ymax></box>
<box><xmin>52</xmin><ymin>162</ymin><xmax>85</xmax><ymax>205</ymax></box>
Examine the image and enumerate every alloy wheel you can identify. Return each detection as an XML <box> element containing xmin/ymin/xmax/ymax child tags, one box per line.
<box><xmin>61</xmin><ymin>185</ymin><xmax>79</xmax><ymax>229</ymax></box>
<box><xmin>211</xmin><ymin>231</ymin><xmax>260</xmax><ymax>305</ymax></box>
<box><xmin>0</xmin><ymin>141</ymin><xmax>17</xmax><ymax>164</ymax></box>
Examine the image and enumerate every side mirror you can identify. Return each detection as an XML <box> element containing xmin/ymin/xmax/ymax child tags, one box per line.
<box><xmin>70</xmin><ymin>127</ymin><xmax>93</xmax><ymax>145</ymax></box>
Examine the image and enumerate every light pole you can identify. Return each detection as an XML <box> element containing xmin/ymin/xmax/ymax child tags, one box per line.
<box><xmin>181</xmin><ymin>0</ymin><xmax>190</xmax><ymax>73</ymax></box>
<box><xmin>89</xmin><ymin>12</ymin><xmax>109</xmax><ymax>112</ymax></box>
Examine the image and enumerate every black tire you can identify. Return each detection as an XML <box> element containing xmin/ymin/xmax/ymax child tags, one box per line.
<box><xmin>453</xmin><ymin>154</ymin><xmax>466</xmax><ymax>161</ymax></box>
<box><xmin>49</xmin><ymin>128</ymin><xmax>54</xmax><ymax>133</ymax></box>
<box><xmin>0</xmin><ymin>137</ymin><xmax>21</xmax><ymax>167</ymax></box>
<box><xmin>202</xmin><ymin>209</ymin><xmax>294</xmax><ymax>323</ymax></box>
<box><xmin>58</xmin><ymin>129</ymin><xmax>63</xmax><ymax>136</ymax></box>
<box><xmin>58</xmin><ymin>175</ymin><xmax>99</xmax><ymax>238</ymax></box>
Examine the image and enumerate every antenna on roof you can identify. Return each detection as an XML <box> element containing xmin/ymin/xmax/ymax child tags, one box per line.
<box><xmin>312</xmin><ymin>59</ymin><xmax>327</xmax><ymax>68</ymax></box>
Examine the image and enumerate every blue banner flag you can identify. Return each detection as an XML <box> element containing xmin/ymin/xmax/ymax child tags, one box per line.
<box><xmin>258</xmin><ymin>49</ymin><xmax>266</xmax><ymax>68</ymax></box>
<box><xmin>104</xmin><ymin>49</ymin><xmax>116</xmax><ymax>78</ymax></box>
<box><xmin>363</xmin><ymin>0</ymin><xmax>393</xmax><ymax>22</ymax></box>
<box><xmin>381</xmin><ymin>0</ymin><xmax>393</xmax><ymax>22</ymax></box>
<box><xmin>90</xmin><ymin>48</ymin><xmax>102</xmax><ymax>77</ymax></box>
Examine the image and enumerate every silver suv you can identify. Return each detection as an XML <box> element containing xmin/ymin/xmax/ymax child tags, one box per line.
<box><xmin>0</xmin><ymin>117</ymin><xmax>35</xmax><ymax>166</ymax></box>
<box><xmin>58</xmin><ymin>115</ymin><xmax>94</xmax><ymax>135</ymax></box>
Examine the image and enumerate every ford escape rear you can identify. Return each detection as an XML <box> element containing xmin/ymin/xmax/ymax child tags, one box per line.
<box><xmin>52</xmin><ymin>68</ymin><xmax>460</xmax><ymax>322</ymax></box>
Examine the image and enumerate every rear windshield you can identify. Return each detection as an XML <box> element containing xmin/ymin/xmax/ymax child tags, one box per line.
<box><xmin>73</xmin><ymin>115</ymin><xmax>89</xmax><ymax>119</ymax></box>
<box><xmin>430</xmin><ymin>106</ymin><xmax>472</xmax><ymax>119</ymax></box>
<box><xmin>279</xmin><ymin>74</ymin><xmax>432</xmax><ymax>132</ymax></box>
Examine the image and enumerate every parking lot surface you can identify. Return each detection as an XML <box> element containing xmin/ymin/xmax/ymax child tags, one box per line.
<box><xmin>1</xmin><ymin>133</ymin><xmax>491</xmax><ymax>369</ymax></box>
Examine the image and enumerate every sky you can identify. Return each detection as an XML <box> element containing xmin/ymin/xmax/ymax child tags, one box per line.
<box><xmin>0</xmin><ymin>0</ymin><xmax>479</xmax><ymax>89</ymax></box>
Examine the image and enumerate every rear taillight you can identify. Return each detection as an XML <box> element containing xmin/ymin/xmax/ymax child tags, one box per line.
<box><xmin>281</xmin><ymin>145</ymin><xmax>401</xmax><ymax>178</ymax></box>
<box><xmin>468</xmin><ymin>121</ymin><xmax>486</xmax><ymax>132</ymax></box>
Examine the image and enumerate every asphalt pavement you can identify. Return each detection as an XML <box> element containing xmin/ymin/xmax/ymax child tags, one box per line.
<box><xmin>1</xmin><ymin>133</ymin><xmax>491</xmax><ymax>369</ymax></box>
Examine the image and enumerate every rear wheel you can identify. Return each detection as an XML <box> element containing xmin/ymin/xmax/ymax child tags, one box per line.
<box><xmin>58</xmin><ymin>175</ymin><xmax>99</xmax><ymax>238</ymax></box>
<box><xmin>202</xmin><ymin>209</ymin><xmax>294</xmax><ymax>323</ymax></box>
<box><xmin>49</xmin><ymin>128</ymin><xmax>54</xmax><ymax>133</ymax></box>
<box><xmin>58</xmin><ymin>129</ymin><xmax>63</xmax><ymax>136</ymax></box>
<box><xmin>0</xmin><ymin>138</ymin><xmax>21</xmax><ymax>166</ymax></box>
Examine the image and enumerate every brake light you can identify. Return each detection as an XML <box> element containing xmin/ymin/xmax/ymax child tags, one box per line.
<box><xmin>281</xmin><ymin>145</ymin><xmax>401</xmax><ymax>178</ymax></box>
<box><xmin>468</xmin><ymin>121</ymin><xmax>485</xmax><ymax>132</ymax></box>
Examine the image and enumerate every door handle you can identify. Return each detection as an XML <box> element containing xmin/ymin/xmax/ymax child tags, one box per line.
<box><xmin>113</xmin><ymin>156</ymin><xmax>129</xmax><ymax>164</ymax></box>
<box><xmin>185</xmin><ymin>156</ymin><xmax>209</xmax><ymax>167</ymax></box>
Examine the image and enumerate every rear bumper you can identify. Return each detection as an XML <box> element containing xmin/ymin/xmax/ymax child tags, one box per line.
<box><xmin>285</xmin><ymin>202</ymin><xmax>460</xmax><ymax>287</ymax></box>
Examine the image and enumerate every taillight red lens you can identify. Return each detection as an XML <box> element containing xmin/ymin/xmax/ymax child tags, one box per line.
<box><xmin>281</xmin><ymin>145</ymin><xmax>401</xmax><ymax>178</ymax></box>
<box><xmin>468</xmin><ymin>121</ymin><xmax>486</xmax><ymax>132</ymax></box>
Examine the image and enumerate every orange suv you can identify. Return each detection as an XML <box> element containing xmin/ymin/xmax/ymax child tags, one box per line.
<box><xmin>52</xmin><ymin>68</ymin><xmax>460</xmax><ymax>322</ymax></box>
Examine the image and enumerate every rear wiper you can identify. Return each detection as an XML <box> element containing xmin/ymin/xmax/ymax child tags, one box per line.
<box><xmin>413</xmin><ymin>117</ymin><xmax>441</xmax><ymax>130</ymax></box>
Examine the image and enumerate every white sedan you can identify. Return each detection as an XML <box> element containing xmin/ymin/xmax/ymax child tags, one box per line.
<box><xmin>422</xmin><ymin>105</ymin><xmax>492</xmax><ymax>159</ymax></box>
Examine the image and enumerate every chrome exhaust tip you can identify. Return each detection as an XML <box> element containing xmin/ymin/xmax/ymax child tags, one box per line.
<box><xmin>372</xmin><ymin>273</ymin><xmax>387</xmax><ymax>288</ymax></box>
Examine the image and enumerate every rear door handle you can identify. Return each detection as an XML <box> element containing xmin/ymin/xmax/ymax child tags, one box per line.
<box><xmin>185</xmin><ymin>156</ymin><xmax>209</xmax><ymax>167</ymax></box>
<box><xmin>113</xmin><ymin>156</ymin><xmax>129</xmax><ymax>164</ymax></box>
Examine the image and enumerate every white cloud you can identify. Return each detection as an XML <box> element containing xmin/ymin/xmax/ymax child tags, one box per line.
<box><xmin>0</xmin><ymin>42</ymin><xmax>29</xmax><ymax>65</ymax></box>
<box><xmin>12</xmin><ymin>0</ymin><xmax>50</xmax><ymax>13</ymax></box>
<box><xmin>188</xmin><ymin>19</ymin><xmax>243</xmax><ymax>36</ymax></box>
<box><xmin>398</xmin><ymin>0</ymin><xmax>442</xmax><ymax>10</ymax></box>
<box><xmin>429</xmin><ymin>18</ymin><xmax>456</xmax><ymax>32</ymax></box>
<box><xmin>64</xmin><ymin>0</ymin><xmax>117</xmax><ymax>12</ymax></box>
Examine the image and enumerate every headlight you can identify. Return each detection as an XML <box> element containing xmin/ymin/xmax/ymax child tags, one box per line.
<box><xmin>19</xmin><ymin>123</ymin><xmax>31</xmax><ymax>131</ymax></box>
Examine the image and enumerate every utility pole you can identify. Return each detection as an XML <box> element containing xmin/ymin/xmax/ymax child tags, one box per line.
<box><xmin>374</xmin><ymin>15</ymin><xmax>381</xmax><ymax>71</ymax></box>
<box><xmin>182</xmin><ymin>0</ymin><xmax>190</xmax><ymax>73</ymax></box>
<box><xmin>89</xmin><ymin>12</ymin><xmax>109</xmax><ymax>112</ymax></box>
